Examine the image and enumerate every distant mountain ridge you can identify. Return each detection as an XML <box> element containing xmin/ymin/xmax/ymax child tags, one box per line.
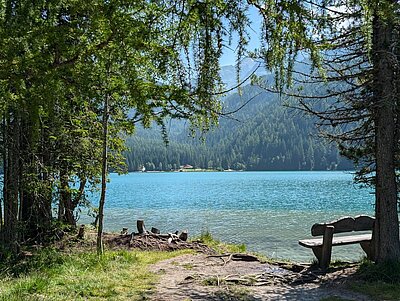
<box><xmin>219</xmin><ymin>58</ymin><xmax>269</xmax><ymax>91</ymax></box>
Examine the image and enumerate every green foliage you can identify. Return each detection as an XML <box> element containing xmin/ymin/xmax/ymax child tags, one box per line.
<box><xmin>0</xmin><ymin>248</ymin><xmax>64</xmax><ymax>277</ymax></box>
<box><xmin>346</xmin><ymin>259</ymin><xmax>400</xmax><ymax>300</ymax></box>
<box><xmin>351</xmin><ymin>282</ymin><xmax>400</xmax><ymax>301</ymax></box>
<box><xmin>0</xmin><ymin>0</ymin><xmax>257</xmax><ymax>242</ymax></box>
<box><xmin>194</xmin><ymin>230</ymin><xmax>246</xmax><ymax>254</ymax></box>
<box><xmin>357</xmin><ymin>259</ymin><xmax>400</xmax><ymax>283</ymax></box>
<box><xmin>0</xmin><ymin>248</ymin><xmax>190</xmax><ymax>301</ymax></box>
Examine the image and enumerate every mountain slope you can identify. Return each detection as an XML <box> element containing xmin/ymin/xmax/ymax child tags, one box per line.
<box><xmin>124</xmin><ymin>80</ymin><xmax>352</xmax><ymax>171</ymax></box>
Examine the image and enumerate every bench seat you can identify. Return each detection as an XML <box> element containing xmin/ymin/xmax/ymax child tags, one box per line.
<box><xmin>299</xmin><ymin>233</ymin><xmax>372</xmax><ymax>248</ymax></box>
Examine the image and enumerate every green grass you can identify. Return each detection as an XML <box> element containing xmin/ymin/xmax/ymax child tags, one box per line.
<box><xmin>348</xmin><ymin>259</ymin><xmax>400</xmax><ymax>301</ymax></box>
<box><xmin>351</xmin><ymin>282</ymin><xmax>400</xmax><ymax>301</ymax></box>
<box><xmin>0</xmin><ymin>248</ymin><xmax>191</xmax><ymax>301</ymax></box>
<box><xmin>193</xmin><ymin>230</ymin><xmax>246</xmax><ymax>254</ymax></box>
<box><xmin>356</xmin><ymin>259</ymin><xmax>400</xmax><ymax>283</ymax></box>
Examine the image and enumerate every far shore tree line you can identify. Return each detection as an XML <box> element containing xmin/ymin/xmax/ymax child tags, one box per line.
<box><xmin>124</xmin><ymin>86</ymin><xmax>353</xmax><ymax>172</ymax></box>
<box><xmin>0</xmin><ymin>0</ymin><xmax>399</xmax><ymax>263</ymax></box>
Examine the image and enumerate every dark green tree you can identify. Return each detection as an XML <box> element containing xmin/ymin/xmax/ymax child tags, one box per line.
<box><xmin>253</xmin><ymin>0</ymin><xmax>400</xmax><ymax>262</ymax></box>
<box><xmin>0</xmin><ymin>0</ymin><xmax>252</xmax><ymax>251</ymax></box>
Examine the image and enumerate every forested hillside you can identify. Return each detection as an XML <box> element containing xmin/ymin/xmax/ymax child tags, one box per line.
<box><xmin>125</xmin><ymin>78</ymin><xmax>353</xmax><ymax>171</ymax></box>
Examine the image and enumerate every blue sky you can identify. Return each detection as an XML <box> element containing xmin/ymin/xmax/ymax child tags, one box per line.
<box><xmin>219</xmin><ymin>7</ymin><xmax>263</xmax><ymax>66</ymax></box>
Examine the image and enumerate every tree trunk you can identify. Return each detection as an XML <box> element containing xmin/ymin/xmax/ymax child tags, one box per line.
<box><xmin>19</xmin><ymin>114</ymin><xmax>53</xmax><ymax>240</ymax></box>
<box><xmin>372</xmin><ymin>11</ymin><xmax>400</xmax><ymax>263</ymax></box>
<box><xmin>38</xmin><ymin>123</ymin><xmax>53</xmax><ymax>230</ymax></box>
<box><xmin>59</xmin><ymin>169</ymin><xmax>76</xmax><ymax>226</ymax></box>
<box><xmin>20</xmin><ymin>118</ymin><xmax>32</xmax><ymax>231</ymax></box>
<box><xmin>3</xmin><ymin>112</ymin><xmax>20</xmax><ymax>251</ymax></box>
<box><xmin>97</xmin><ymin>93</ymin><xmax>110</xmax><ymax>256</ymax></box>
<box><xmin>0</xmin><ymin>116</ymin><xmax>5</xmax><ymax>239</ymax></box>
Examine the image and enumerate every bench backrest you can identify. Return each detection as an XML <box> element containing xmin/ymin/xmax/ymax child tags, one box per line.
<box><xmin>311</xmin><ymin>215</ymin><xmax>375</xmax><ymax>236</ymax></box>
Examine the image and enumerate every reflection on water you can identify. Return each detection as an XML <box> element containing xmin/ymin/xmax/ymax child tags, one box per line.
<box><xmin>82</xmin><ymin>171</ymin><xmax>375</xmax><ymax>262</ymax></box>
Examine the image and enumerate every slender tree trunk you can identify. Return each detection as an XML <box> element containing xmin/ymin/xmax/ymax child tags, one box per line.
<box><xmin>59</xmin><ymin>172</ymin><xmax>86</xmax><ymax>227</ymax></box>
<box><xmin>58</xmin><ymin>186</ymin><xmax>65</xmax><ymax>222</ymax></box>
<box><xmin>72</xmin><ymin>179</ymin><xmax>87</xmax><ymax>217</ymax></box>
<box><xmin>372</xmin><ymin>11</ymin><xmax>400</xmax><ymax>263</ymax></box>
<box><xmin>3</xmin><ymin>112</ymin><xmax>20</xmax><ymax>251</ymax></box>
<box><xmin>40</xmin><ymin>123</ymin><xmax>53</xmax><ymax>227</ymax></box>
<box><xmin>97</xmin><ymin>93</ymin><xmax>109</xmax><ymax>256</ymax></box>
<box><xmin>19</xmin><ymin>117</ymin><xmax>38</xmax><ymax>240</ymax></box>
<box><xmin>0</xmin><ymin>116</ymin><xmax>5</xmax><ymax>239</ymax></box>
<box><xmin>59</xmin><ymin>168</ymin><xmax>76</xmax><ymax>226</ymax></box>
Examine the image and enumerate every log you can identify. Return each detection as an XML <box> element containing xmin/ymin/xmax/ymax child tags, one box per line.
<box><xmin>152</xmin><ymin>234</ymin><xmax>170</xmax><ymax>238</ymax></box>
<box><xmin>207</xmin><ymin>253</ymin><xmax>259</xmax><ymax>262</ymax></box>
<box><xmin>137</xmin><ymin>220</ymin><xmax>147</xmax><ymax>234</ymax></box>
<box><xmin>151</xmin><ymin>227</ymin><xmax>160</xmax><ymax>234</ymax></box>
<box><xmin>77</xmin><ymin>225</ymin><xmax>85</xmax><ymax>239</ymax></box>
<box><xmin>231</xmin><ymin>253</ymin><xmax>259</xmax><ymax>262</ymax></box>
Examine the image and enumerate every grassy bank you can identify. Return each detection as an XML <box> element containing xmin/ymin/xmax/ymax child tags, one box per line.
<box><xmin>350</xmin><ymin>259</ymin><xmax>400</xmax><ymax>301</ymax></box>
<box><xmin>0</xmin><ymin>248</ymin><xmax>191</xmax><ymax>301</ymax></box>
<box><xmin>193</xmin><ymin>231</ymin><xmax>246</xmax><ymax>254</ymax></box>
<box><xmin>1</xmin><ymin>231</ymin><xmax>400</xmax><ymax>301</ymax></box>
<box><xmin>0</xmin><ymin>231</ymin><xmax>241</xmax><ymax>301</ymax></box>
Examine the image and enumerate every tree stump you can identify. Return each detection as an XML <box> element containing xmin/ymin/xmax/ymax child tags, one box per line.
<box><xmin>77</xmin><ymin>225</ymin><xmax>85</xmax><ymax>239</ymax></box>
<box><xmin>137</xmin><ymin>220</ymin><xmax>147</xmax><ymax>234</ymax></box>
<box><xmin>178</xmin><ymin>230</ymin><xmax>188</xmax><ymax>241</ymax></box>
<box><xmin>151</xmin><ymin>227</ymin><xmax>160</xmax><ymax>234</ymax></box>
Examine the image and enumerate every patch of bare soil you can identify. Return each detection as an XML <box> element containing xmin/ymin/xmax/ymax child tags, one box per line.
<box><xmin>54</xmin><ymin>229</ymin><xmax>372</xmax><ymax>300</ymax></box>
<box><xmin>149</xmin><ymin>253</ymin><xmax>372</xmax><ymax>301</ymax></box>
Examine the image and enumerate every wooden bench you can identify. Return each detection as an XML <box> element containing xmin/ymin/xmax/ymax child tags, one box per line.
<box><xmin>299</xmin><ymin>215</ymin><xmax>375</xmax><ymax>269</ymax></box>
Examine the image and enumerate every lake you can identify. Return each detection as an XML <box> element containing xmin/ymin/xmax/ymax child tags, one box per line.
<box><xmin>84</xmin><ymin>171</ymin><xmax>375</xmax><ymax>262</ymax></box>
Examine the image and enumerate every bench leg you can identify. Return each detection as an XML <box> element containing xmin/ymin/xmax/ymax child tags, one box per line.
<box><xmin>312</xmin><ymin>246</ymin><xmax>332</xmax><ymax>270</ymax></box>
<box><xmin>360</xmin><ymin>241</ymin><xmax>375</xmax><ymax>261</ymax></box>
<box><xmin>312</xmin><ymin>246</ymin><xmax>322</xmax><ymax>263</ymax></box>
<box><xmin>320</xmin><ymin>226</ymin><xmax>334</xmax><ymax>269</ymax></box>
<box><xmin>311</xmin><ymin>246</ymin><xmax>332</xmax><ymax>270</ymax></box>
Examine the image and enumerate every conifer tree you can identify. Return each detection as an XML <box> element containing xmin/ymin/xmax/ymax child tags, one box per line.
<box><xmin>252</xmin><ymin>0</ymin><xmax>400</xmax><ymax>262</ymax></box>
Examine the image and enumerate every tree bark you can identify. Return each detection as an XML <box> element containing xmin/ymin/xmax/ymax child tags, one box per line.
<box><xmin>60</xmin><ymin>169</ymin><xmax>76</xmax><ymax>226</ymax></box>
<box><xmin>97</xmin><ymin>92</ymin><xmax>110</xmax><ymax>256</ymax></box>
<box><xmin>39</xmin><ymin>123</ymin><xmax>53</xmax><ymax>229</ymax></box>
<box><xmin>137</xmin><ymin>220</ymin><xmax>147</xmax><ymax>234</ymax></box>
<box><xmin>0</xmin><ymin>116</ymin><xmax>5</xmax><ymax>239</ymax></box>
<box><xmin>372</xmin><ymin>11</ymin><xmax>400</xmax><ymax>263</ymax></box>
<box><xmin>3</xmin><ymin>112</ymin><xmax>20</xmax><ymax>251</ymax></box>
<box><xmin>19</xmin><ymin>118</ymin><xmax>34</xmax><ymax>239</ymax></box>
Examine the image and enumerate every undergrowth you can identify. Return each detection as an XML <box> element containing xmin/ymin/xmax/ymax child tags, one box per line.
<box><xmin>194</xmin><ymin>230</ymin><xmax>246</xmax><ymax>254</ymax></box>
<box><xmin>350</xmin><ymin>259</ymin><xmax>400</xmax><ymax>301</ymax></box>
<box><xmin>357</xmin><ymin>259</ymin><xmax>400</xmax><ymax>283</ymax></box>
<box><xmin>0</xmin><ymin>248</ymin><xmax>190</xmax><ymax>301</ymax></box>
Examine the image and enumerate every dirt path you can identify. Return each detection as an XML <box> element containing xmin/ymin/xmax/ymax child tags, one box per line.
<box><xmin>149</xmin><ymin>253</ymin><xmax>372</xmax><ymax>301</ymax></box>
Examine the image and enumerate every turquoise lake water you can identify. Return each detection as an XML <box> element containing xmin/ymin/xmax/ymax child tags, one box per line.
<box><xmin>84</xmin><ymin>171</ymin><xmax>376</xmax><ymax>262</ymax></box>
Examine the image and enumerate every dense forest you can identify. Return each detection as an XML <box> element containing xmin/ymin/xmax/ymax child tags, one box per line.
<box><xmin>125</xmin><ymin>72</ymin><xmax>353</xmax><ymax>171</ymax></box>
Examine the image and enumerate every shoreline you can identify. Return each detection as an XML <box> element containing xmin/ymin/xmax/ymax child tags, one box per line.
<box><xmin>0</xmin><ymin>227</ymin><xmax>380</xmax><ymax>301</ymax></box>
